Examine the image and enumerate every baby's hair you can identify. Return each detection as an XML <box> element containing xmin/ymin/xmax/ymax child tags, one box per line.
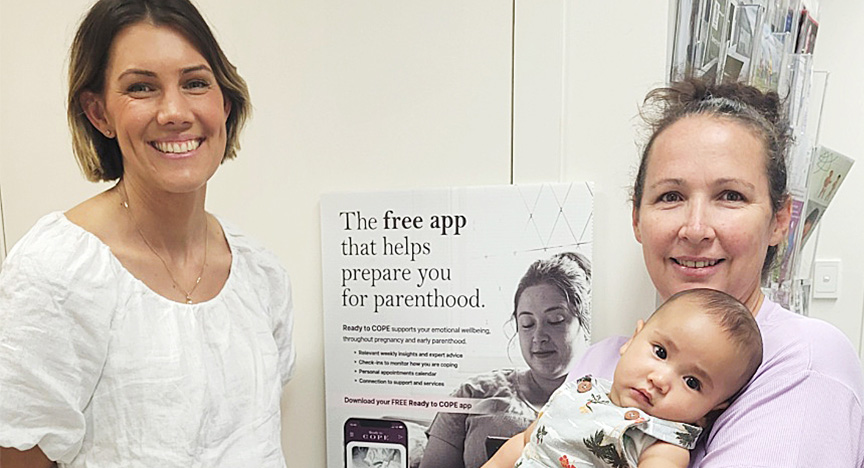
<box><xmin>656</xmin><ymin>288</ymin><xmax>763</xmax><ymax>396</ymax></box>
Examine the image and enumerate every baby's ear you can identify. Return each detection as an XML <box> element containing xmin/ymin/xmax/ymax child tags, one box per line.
<box><xmin>619</xmin><ymin>320</ymin><xmax>645</xmax><ymax>356</ymax></box>
<box><xmin>712</xmin><ymin>400</ymin><xmax>730</xmax><ymax>412</ymax></box>
<box><xmin>696</xmin><ymin>401</ymin><xmax>730</xmax><ymax>428</ymax></box>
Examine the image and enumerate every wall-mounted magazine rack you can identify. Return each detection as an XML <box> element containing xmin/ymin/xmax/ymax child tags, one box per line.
<box><xmin>751</xmin><ymin>30</ymin><xmax>790</xmax><ymax>90</ymax></box>
<box><xmin>723</xmin><ymin>4</ymin><xmax>764</xmax><ymax>83</ymax></box>
<box><xmin>669</xmin><ymin>0</ymin><xmax>827</xmax><ymax>314</ymax></box>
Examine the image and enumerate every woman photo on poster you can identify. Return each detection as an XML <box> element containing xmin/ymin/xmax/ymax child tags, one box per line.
<box><xmin>0</xmin><ymin>1</ymin><xmax>295</xmax><ymax>467</ymax></box>
<box><xmin>418</xmin><ymin>252</ymin><xmax>591</xmax><ymax>468</ymax></box>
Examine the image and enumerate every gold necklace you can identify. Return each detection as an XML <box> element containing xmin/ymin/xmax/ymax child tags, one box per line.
<box><xmin>119</xmin><ymin>189</ymin><xmax>208</xmax><ymax>304</ymax></box>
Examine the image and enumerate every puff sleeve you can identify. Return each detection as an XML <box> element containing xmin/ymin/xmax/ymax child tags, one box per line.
<box><xmin>0</xmin><ymin>242</ymin><xmax>114</xmax><ymax>463</ymax></box>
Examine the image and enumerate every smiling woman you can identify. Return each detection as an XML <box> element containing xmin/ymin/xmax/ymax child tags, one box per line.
<box><xmin>570</xmin><ymin>79</ymin><xmax>864</xmax><ymax>467</ymax></box>
<box><xmin>0</xmin><ymin>1</ymin><xmax>295</xmax><ymax>467</ymax></box>
<box><xmin>473</xmin><ymin>79</ymin><xmax>864</xmax><ymax>468</ymax></box>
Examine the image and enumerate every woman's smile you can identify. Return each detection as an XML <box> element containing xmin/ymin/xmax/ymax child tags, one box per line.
<box><xmin>669</xmin><ymin>256</ymin><xmax>725</xmax><ymax>278</ymax></box>
<box><xmin>150</xmin><ymin>137</ymin><xmax>204</xmax><ymax>157</ymax></box>
<box><xmin>671</xmin><ymin>257</ymin><xmax>722</xmax><ymax>269</ymax></box>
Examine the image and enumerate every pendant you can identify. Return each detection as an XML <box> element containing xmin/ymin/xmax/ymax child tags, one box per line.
<box><xmin>186</xmin><ymin>296</ymin><xmax>193</xmax><ymax>304</ymax></box>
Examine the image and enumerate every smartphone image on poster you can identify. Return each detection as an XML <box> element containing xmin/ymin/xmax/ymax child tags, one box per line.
<box><xmin>344</xmin><ymin>418</ymin><xmax>408</xmax><ymax>468</ymax></box>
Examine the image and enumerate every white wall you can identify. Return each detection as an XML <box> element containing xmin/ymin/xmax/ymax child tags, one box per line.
<box><xmin>200</xmin><ymin>2</ymin><xmax>514</xmax><ymax>465</ymax></box>
<box><xmin>0</xmin><ymin>0</ymin><xmax>861</xmax><ymax>466</ymax></box>
<box><xmin>512</xmin><ymin>0</ymin><xmax>670</xmax><ymax>337</ymax></box>
<box><xmin>808</xmin><ymin>0</ymin><xmax>864</xmax><ymax>360</ymax></box>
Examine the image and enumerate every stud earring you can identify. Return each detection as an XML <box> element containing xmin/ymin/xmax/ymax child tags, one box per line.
<box><xmin>105</xmin><ymin>129</ymin><xmax>113</xmax><ymax>137</ymax></box>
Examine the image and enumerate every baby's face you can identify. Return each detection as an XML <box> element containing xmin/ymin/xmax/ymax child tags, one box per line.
<box><xmin>609</xmin><ymin>297</ymin><xmax>748</xmax><ymax>424</ymax></box>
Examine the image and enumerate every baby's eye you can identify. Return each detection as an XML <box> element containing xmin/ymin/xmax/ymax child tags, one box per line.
<box><xmin>684</xmin><ymin>376</ymin><xmax>702</xmax><ymax>391</ymax></box>
<box><xmin>652</xmin><ymin>344</ymin><xmax>667</xmax><ymax>359</ymax></box>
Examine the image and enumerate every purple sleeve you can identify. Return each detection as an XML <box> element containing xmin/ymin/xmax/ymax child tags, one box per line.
<box><xmin>690</xmin><ymin>303</ymin><xmax>864</xmax><ymax>467</ymax></box>
<box><xmin>565</xmin><ymin>336</ymin><xmax>627</xmax><ymax>383</ymax></box>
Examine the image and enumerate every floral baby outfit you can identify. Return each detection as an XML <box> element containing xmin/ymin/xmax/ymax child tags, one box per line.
<box><xmin>516</xmin><ymin>376</ymin><xmax>700</xmax><ymax>468</ymax></box>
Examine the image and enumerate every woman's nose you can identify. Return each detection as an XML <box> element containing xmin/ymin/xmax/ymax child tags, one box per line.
<box><xmin>532</xmin><ymin>323</ymin><xmax>550</xmax><ymax>344</ymax></box>
<box><xmin>156</xmin><ymin>87</ymin><xmax>193</xmax><ymax>126</ymax></box>
<box><xmin>678</xmin><ymin>201</ymin><xmax>715</xmax><ymax>243</ymax></box>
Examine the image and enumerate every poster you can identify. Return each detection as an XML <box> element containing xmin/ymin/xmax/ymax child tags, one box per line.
<box><xmin>321</xmin><ymin>183</ymin><xmax>593</xmax><ymax>468</ymax></box>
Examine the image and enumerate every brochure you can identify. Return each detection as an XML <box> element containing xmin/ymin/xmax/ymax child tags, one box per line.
<box><xmin>802</xmin><ymin>146</ymin><xmax>855</xmax><ymax>245</ymax></box>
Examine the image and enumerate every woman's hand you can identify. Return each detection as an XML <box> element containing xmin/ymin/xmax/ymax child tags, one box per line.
<box><xmin>0</xmin><ymin>446</ymin><xmax>55</xmax><ymax>468</ymax></box>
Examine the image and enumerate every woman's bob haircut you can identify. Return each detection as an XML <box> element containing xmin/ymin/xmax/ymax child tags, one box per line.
<box><xmin>67</xmin><ymin>0</ymin><xmax>250</xmax><ymax>182</ymax></box>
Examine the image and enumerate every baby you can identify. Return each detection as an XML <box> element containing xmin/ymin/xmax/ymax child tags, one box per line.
<box><xmin>484</xmin><ymin>288</ymin><xmax>763</xmax><ymax>468</ymax></box>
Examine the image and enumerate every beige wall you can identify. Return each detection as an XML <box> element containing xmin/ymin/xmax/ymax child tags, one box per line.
<box><xmin>0</xmin><ymin>1</ymin><xmax>861</xmax><ymax>466</ymax></box>
<box><xmin>808</xmin><ymin>0</ymin><xmax>864</xmax><ymax>355</ymax></box>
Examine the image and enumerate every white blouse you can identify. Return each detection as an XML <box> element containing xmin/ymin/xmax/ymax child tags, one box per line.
<box><xmin>0</xmin><ymin>212</ymin><xmax>295</xmax><ymax>467</ymax></box>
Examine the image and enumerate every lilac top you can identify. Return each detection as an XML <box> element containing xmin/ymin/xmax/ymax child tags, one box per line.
<box><xmin>566</xmin><ymin>297</ymin><xmax>864</xmax><ymax>467</ymax></box>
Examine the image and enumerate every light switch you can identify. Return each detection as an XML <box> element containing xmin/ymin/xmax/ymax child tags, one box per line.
<box><xmin>813</xmin><ymin>260</ymin><xmax>840</xmax><ymax>299</ymax></box>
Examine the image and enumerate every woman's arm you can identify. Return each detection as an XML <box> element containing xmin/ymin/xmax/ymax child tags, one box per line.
<box><xmin>480</xmin><ymin>421</ymin><xmax>534</xmax><ymax>468</ymax></box>
<box><xmin>636</xmin><ymin>441</ymin><xmax>689</xmax><ymax>468</ymax></box>
<box><xmin>0</xmin><ymin>235</ymin><xmax>113</xmax><ymax>468</ymax></box>
<box><xmin>691</xmin><ymin>317</ymin><xmax>864</xmax><ymax>467</ymax></box>
<box><xmin>0</xmin><ymin>446</ymin><xmax>55</xmax><ymax>468</ymax></box>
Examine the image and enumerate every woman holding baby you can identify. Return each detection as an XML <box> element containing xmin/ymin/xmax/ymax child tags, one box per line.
<box><xmin>488</xmin><ymin>79</ymin><xmax>864</xmax><ymax>467</ymax></box>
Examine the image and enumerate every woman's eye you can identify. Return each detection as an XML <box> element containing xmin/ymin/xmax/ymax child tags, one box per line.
<box><xmin>185</xmin><ymin>79</ymin><xmax>210</xmax><ymax>91</ymax></box>
<box><xmin>652</xmin><ymin>344</ymin><xmax>667</xmax><ymax>359</ymax></box>
<box><xmin>721</xmin><ymin>190</ymin><xmax>745</xmax><ymax>202</ymax></box>
<box><xmin>658</xmin><ymin>192</ymin><xmax>682</xmax><ymax>203</ymax></box>
<box><xmin>548</xmin><ymin>314</ymin><xmax>565</xmax><ymax>325</ymax></box>
<box><xmin>518</xmin><ymin>318</ymin><xmax>535</xmax><ymax>329</ymax></box>
<box><xmin>684</xmin><ymin>376</ymin><xmax>702</xmax><ymax>391</ymax></box>
<box><xmin>126</xmin><ymin>83</ymin><xmax>154</xmax><ymax>94</ymax></box>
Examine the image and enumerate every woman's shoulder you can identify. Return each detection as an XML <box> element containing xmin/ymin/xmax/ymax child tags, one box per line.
<box><xmin>220</xmin><ymin>219</ymin><xmax>284</xmax><ymax>266</ymax></box>
<box><xmin>565</xmin><ymin>336</ymin><xmax>626</xmax><ymax>383</ymax></box>
<box><xmin>5</xmin><ymin>212</ymin><xmax>116</xmax><ymax>280</ymax></box>
<box><xmin>9</xmin><ymin>211</ymin><xmax>78</xmax><ymax>252</ymax></box>
<box><xmin>218</xmin><ymin>217</ymin><xmax>291</xmax><ymax>286</ymax></box>
<box><xmin>0</xmin><ymin>212</ymin><xmax>123</xmax><ymax>328</ymax></box>
<box><xmin>757</xmin><ymin>299</ymin><xmax>863</xmax><ymax>395</ymax></box>
<box><xmin>585</xmin><ymin>336</ymin><xmax>629</xmax><ymax>357</ymax></box>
